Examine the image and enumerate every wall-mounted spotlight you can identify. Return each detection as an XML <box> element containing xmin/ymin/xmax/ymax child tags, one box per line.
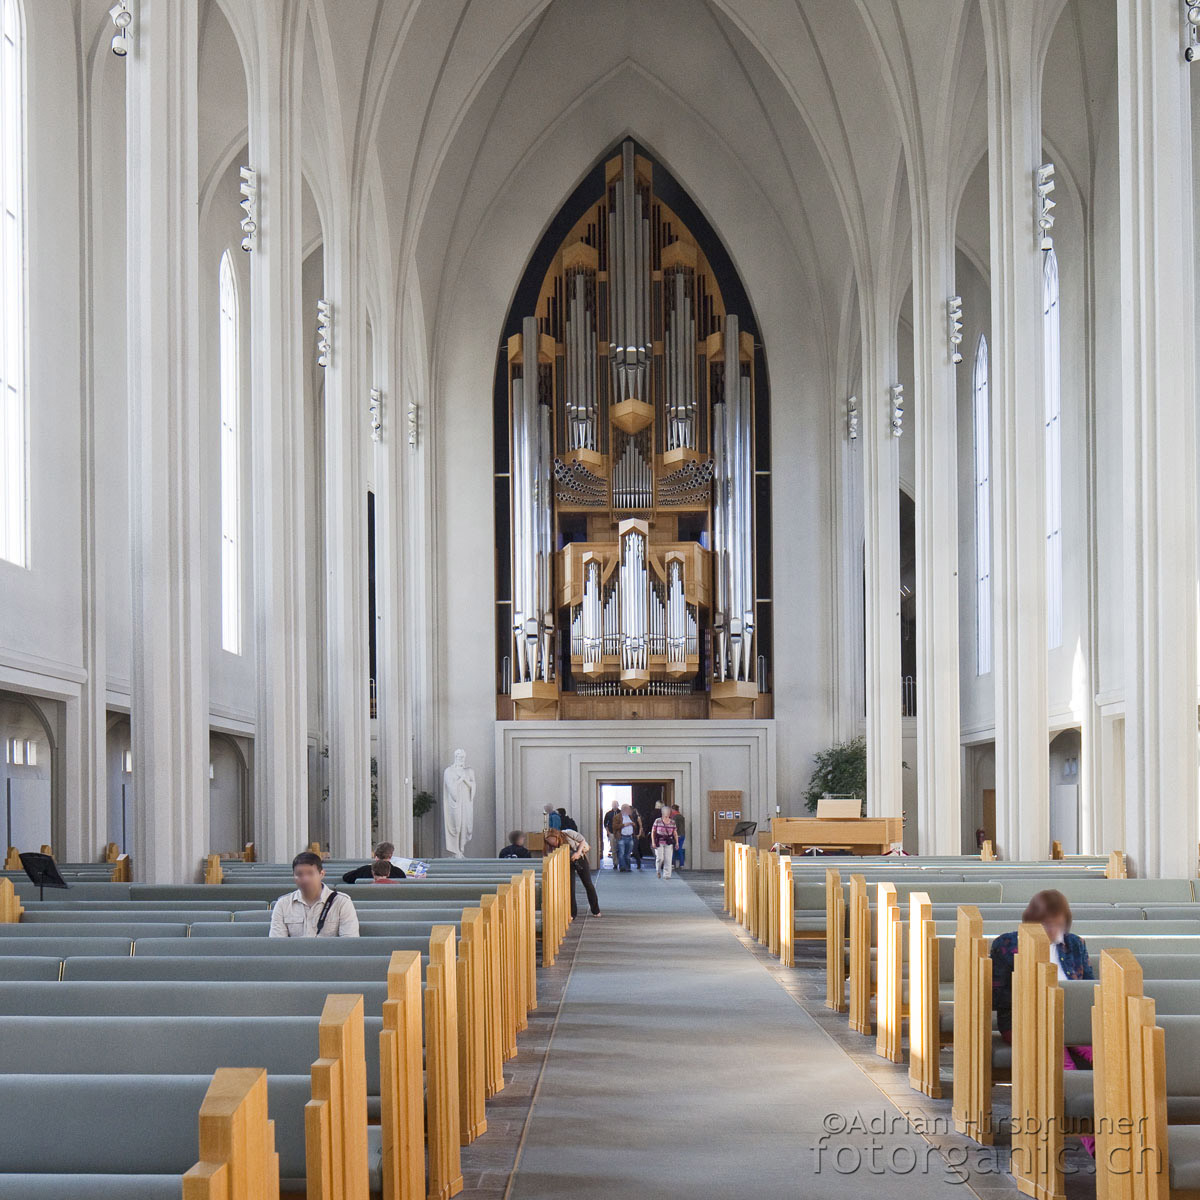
<box><xmin>947</xmin><ymin>295</ymin><xmax>964</xmax><ymax>364</ymax></box>
<box><xmin>407</xmin><ymin>398</ymin><xmax>418</xmax><ymax>448</ymax></box>
<box><xmin>110</xmin><ymin>2</ymin><xmax>132</xmax><ymax>57</ymax></box>
<box><xmin>316</xmin><ymin>299</ymin><xmax>332</xmax><ymax>368</ymax></box>
<box><xmin>1035</xmin><ymin>163</ymin><xmax>1056</xmax><ymax>251</ymax></box>
<box><xmin>846</xmin><ymin>395</ymin><xmax>859</xmax><ymax>441</ymax></box>
<box><xmin>238</xmin><ymin>167</ymin><xmax>257</xmax><ymax>252</ymax></box>
<box><xmin>1186</xmin><ymin>3</ymin><xmax>1200</xmax><ymax>61</ymax></box>
<box><xmin>890</xmin><ymin>384</ymin><xmax>905</xmax><ymax>438</ymax></box>
<box><xmin>369</xmin><ymin>388</ymin><xmax>382</xmax><ymax>442</ymax></box>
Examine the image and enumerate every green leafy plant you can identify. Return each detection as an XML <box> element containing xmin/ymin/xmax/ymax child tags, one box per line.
<box><xmin>413</xmin><ymin>789</ymin><xmax>436</xmax><ymax>820</ymax></box>
<box><xmin>803</xmin><ymin>736</ymin><xmax>867</xmax><ymax>814</ymax></box>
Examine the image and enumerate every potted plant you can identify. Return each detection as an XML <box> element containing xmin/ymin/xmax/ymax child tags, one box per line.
<box><xmin>803</xmin><ymin>736</ymin><xmax>867</xmax><ymax>815</ymax></box>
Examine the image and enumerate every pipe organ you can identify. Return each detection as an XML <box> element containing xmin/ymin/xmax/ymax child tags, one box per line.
<box><xmin>503</xmin><ymin>141</ymin><xmax>768</xmax><ymax>720</ymax></box>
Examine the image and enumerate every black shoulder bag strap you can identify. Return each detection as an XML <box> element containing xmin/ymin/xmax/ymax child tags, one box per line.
<box><xmin>315</xmin><ymin>888</ymin><xmax>340</xmax><ymax>934</ymax></box>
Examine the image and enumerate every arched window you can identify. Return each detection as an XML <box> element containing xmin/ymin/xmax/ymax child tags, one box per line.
<box><xmin>973</xmin><ymin>335</ymin><xmax>992</xmax><ymax>676</ymax></box>
<box><xmin>0</xmin><ymin>0</ymin><xmax>26</xmax><ymax>567</ymax></box>
<box><xmin>218</xmin><ymin>252</ymin><xmax>242</xmax><ymax>654</ymax></box>
<box><xmin>1043</xmin><ymin>248</ymin><xmax>1062</xmax><ymax>650</ymax></box>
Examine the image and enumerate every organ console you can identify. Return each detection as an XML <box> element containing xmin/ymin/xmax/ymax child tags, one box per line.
<box><xmin>501</xmin><ymin>140</ymin><xmax>770</xmax><ymax>721</ymax></box>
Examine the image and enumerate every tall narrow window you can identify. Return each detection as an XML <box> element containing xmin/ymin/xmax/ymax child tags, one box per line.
<box><xmin>973</xmin><ymin>335</ymin><xmax>992</xmax><ymax>676</ymax></box>
<box><xmin>0</xmin><ymin>0</ymin><xmax>26</xmax><ymax>567</ymax></box>
<box><xmin>1043</xmin><ymin>248</ymin><xmax>1062</xmax><ymax>650</ymax></box>
<box><xmin>218</xmin><ymin>252</ymin><xmax>242</xmax><ymax>654</ymax></box>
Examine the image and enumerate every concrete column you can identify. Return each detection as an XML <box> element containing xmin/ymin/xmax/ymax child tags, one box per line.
<box><xmin>979</xmin><ymin>0</ymin><xmax>1049</xmax><ymax>859</ymax></box>
<box><xmin>911</xmin><ymin>181</ymin><xmax>962</xmax><ymax>853</ymax></box>
<box><xmin>248</xmin><ymin>17</ymin><xmax>308</xmax><ymax>861</ymax></box>
<box><xmin>1116</xmin><ymin>1</ymin><xmax>1199</xmax><ymax>877</ymax></box>
<box><xmin>321</xmin><ymin>226</ymin><xmax>372</xmax><ymax>857</ymax></box>
<box><xmin>124</xmin><ymin>0</ymin><xmax>208</xmax><ymax>882</ymax></box>
<box><xmin>373</xmin><ymin>354</ymin><xmax>414</xmax><ymax>858</ymax></box>
<box><xmin>862</xmin><ymin>295</ymin><xmax>904</xmax><ymax>819</ymax></box>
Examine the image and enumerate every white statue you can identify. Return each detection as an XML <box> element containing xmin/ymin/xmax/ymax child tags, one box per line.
<box><xmin>442</xmin><ymin>748</ymin><xmax>476</xmax><ymax>858</ymax></box>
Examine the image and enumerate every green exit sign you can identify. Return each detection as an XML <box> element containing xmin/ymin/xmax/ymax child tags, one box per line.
<box><xmin>626</xmin><ymin>745</ymin><xmax>642</xmax><ymax>755</ymax></box>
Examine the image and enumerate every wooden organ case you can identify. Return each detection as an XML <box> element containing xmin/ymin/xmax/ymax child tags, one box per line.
<box><xmin>501</xmin><ymin>141</ymin><xmax>770</xmax><ymax>723</ymax></box>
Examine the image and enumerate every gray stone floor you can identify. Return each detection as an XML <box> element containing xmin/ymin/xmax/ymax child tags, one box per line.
<box><xmin>686</xmin><ymin>869</ymin><xmax>1097</xmax><ymax>1200</ymax></box>
<box><xmin>456</xmin><ymin>909</ymin><xmax>585</xmax><ymax>1199</ymax></box>
<box><xmin>457</xmin><ymin>867</ymin><xmax>1095</xmax><ymax>1199</ymax></box>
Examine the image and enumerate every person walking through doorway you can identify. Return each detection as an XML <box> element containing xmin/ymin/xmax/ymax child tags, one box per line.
<box><xmin>671</xmin><ymin>806</ymin><xmax>687</xmax><ymax>870</ymax></box>
<box><xmin>544</xmin><ymin>828</ymin><xmax>601</xmax><ymax>917</ymax></box>
<box><xmin>615</xmin><ymin>803</ymin><xmax>638</xmax><ymax>872</ymax></box>
<box><xmin>602</xmin><ymin>800</ymin><xmax>622</xmax><ymax>866</ymax></box>
<box><xmin>652</xmin><ymin>807</ymin><xmax>679</xmax><ymax>879</ymax></box>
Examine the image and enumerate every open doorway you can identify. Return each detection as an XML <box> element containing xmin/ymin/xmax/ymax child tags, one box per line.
<box><xmin>596</xmin><ymin>780</ymin><xmax>673</xmax><ymax>870</ymax></box>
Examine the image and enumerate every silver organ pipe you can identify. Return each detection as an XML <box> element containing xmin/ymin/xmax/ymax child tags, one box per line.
<box><xmin>511</xmin><ymin>315</ymin><xmax>554</xmax><ymax>684</ymax></box>
<box><xmin>582</xmin><ymin>560</ymin><xmax>602</xmax><ymax>667</ymax></box>
<box><xmin>666</xmin><ymin>559</ymin><xmax>686</xmax><ymax>666</ymax></box>
<box><xmin>666</xmin><ymin>272</ymin><xmax>697</xmax><ymax>450</ymax></box>
<box><xmin>712</xmin><ymin>314</ymin><xmax>755</xmax><ymax>684</ymax></box>
<box><xmin>618</xmin><ymin>526</ymin><xmax>648</xmax><ymax>680</ymax></box>
<box><xmin>608</xmin><ymin>140</ymin><xmax>651</xmax><ymax>405</ymax></box>
<box><xmin>565</xmin><ymin>269</ymin><xmax>597</xmax><ymax>451</ymax></box>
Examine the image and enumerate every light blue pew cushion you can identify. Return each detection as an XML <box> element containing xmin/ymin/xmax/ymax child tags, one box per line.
<box><xmin>1161</xmin><ymin>1016</ymin><xmax>1200</xmax><ymax>1123</ymax></box>
<box><xmin>21</xmin><ymin>910</ymin><xmax>230</xmax><ymax>924</ymax></box>
<box><xmin>0</xmin><ymin>1073</ymin><xmax>312</xmax><ymax>1180</ymax></box>
<box><xmin>134</xmin><ymin>936</ymin><xmax>427</xmax><ymax>956</ymax></box>
<box><xmin>0</xmin><ymin>937</ymin><xmax>131</xmax><ymax>957</ymax></box>
<box><xmin>0</xmin><ymin>956</ymin><xmax>60</xmax><ymax>980</ymax></box>
<box><xmin>1000</xmin><ymin>878</ymin><xmax>1196</xmax><ymax>905</ymax></box>
<box><xmin>0</xmin><ymin>980</ymin><xmax>389</xmax><ymax>1016</ymax></box>
<box><xmin>1169</xmin><ymin>1126</ymin><xmax>1200</xmax><ymax>1191</ymax></box>
<box><xmin>1062</xmin><ymin>1069</ymin><xmax>1093</xmax><ymax>1122</ymax></box>
<box><xmin>0</xmin><ymin>1014</ymin><xmax>383</xmax><ymax>1096</ymax></box>
<box><xmin>232</xmin><ymin>906</ymin><xmax>469</xmax><ymax>922</ymax></box>
<box><xmin>63</xmin><ymin>955</ymin><xmax>426</xmax><ymax>982</ymax></box>
<box><xmin>0</xmin><ymin>1175</ymin><xmax>182</xmax><ymax>1198</ymax></box>
<box><xmin>187</xmin><ymin>920</ymin><xmax>455</xmax><ymax>938</ymax></box>
<box><xmin>0</xmin><ymin>923</ymin><xmax>188</xmax><ymax>939</ymax></box>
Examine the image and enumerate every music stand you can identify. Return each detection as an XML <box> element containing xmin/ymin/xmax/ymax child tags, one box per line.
<box><xmin>19</xmin><ymin>852</ymin><xmax>68</xmax><ymax>902</ymax></box>
<box><xmin>731</xmin><ymin>820</ymin><xmax>757</xmax><ymax>845</ymax></box>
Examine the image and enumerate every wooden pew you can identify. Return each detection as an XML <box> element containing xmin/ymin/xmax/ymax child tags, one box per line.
<box><xmin>825</xmin><ymin>868</ymin><xmax>846</xmax><ymax>1011</ymax></box>
<box><xmin>1091</xmin><ymin>948</ymin><xmax>1200</xmax><ymax>1200</ymax></box>
<box><xmin>521</xmin><ymin>868</ymin><xmax>538</xmax><ymax>1014</ymax></box>
<box><xmin>1009</xmin><ymin>922</ymin><xmax>1065</xmax><ymax>1200</ymax></box>
<box><xmin>779</xmin><ymin>856</ymin><xmax>795</xmax><ymax>967</ymax></box>
<box><xmin>456</xmin><ymin>908</ymin><xmax>487</xmax><ymax>1145</ymax></box>
<box><xmin>479</xmin><ymin>894</ymin><xmax>505</xmax><ymax>1098</ymax></box>
<box><xmin>951</xmin><ymin>905</ymin><xmax>992</xmax><ymax>1143</ymax></box>
<box><xmin>426</xmin><ymin>927</ymin><xmax>463</xmax><ymax>1200</ymax></box>
<box><xmin>205</xmin><ymin>855</ymin><xmax>224</xmax><ymax>886</ymax></box>
<box><xmin>0</xmin><ymin>879</ymin><xmax>22</xmax><ymax>924</ymax></box>
<box><xmin>183</xmin><ymin>1067</ymin><xmax>280</xmax><ymax>1200</ymax></box>
<box><xmin>874</xmin><ymin>882</ymin><xmax>903</xmax><ymax>1063</ymax></box>
<box><xmin>847</xmin><ymin>874</ymin><xmax>872</xmax><ymax>1035</ymax></box>
<box><xmin>304</xmin><ymin>993</ymin><xmax>370</xmax><ymax>1200</ymax></box>
<box><xmin>1107</xmin><ymin>849</ymin><xmax>1128</xmax><ymax>879</ymax></box>
<box><xmin>380</xmin><ymin>951</ymin><xmax>423</xmax><ymax>1200</ymax></box>
<box><xmin>907</xmin><ymin>892</ymin><xmax>940</xmax><ymax>1098</ymax></box>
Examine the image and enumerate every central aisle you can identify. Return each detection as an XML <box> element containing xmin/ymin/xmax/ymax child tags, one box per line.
<box><xmin>505</xmin><ymin>868</ymin><xmax>985</xmax><ymax>1199</ymax></box>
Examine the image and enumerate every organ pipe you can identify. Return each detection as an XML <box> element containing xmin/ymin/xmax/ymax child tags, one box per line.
<box><xmin>712</xmin><ymin>314</ymin><xmax>755</xmax><ymax>684</ymax></box>
<box><xmin>511</xmin><ymin>315</ymin><xmax>554</xmax><ymax>685</ymax></box>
